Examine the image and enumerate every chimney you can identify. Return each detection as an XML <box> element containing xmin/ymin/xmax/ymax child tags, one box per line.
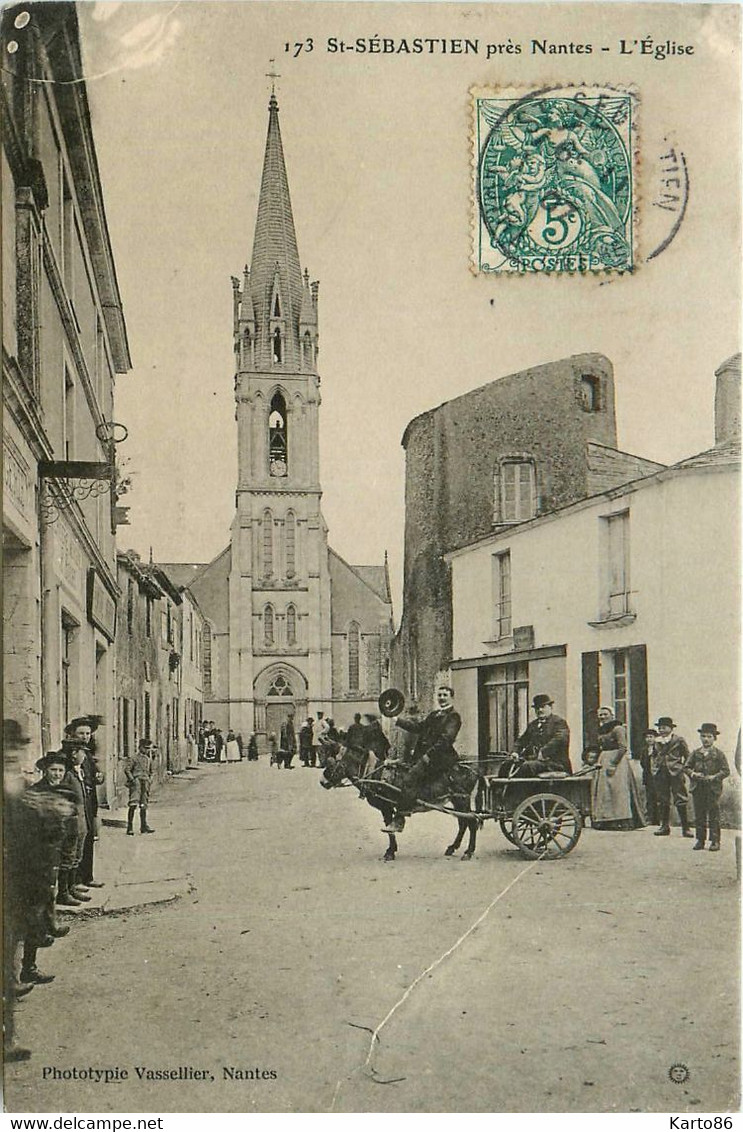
<box><xmin>714</xmin><ymin>353</ymin><xmax>741</xmax><ymax>445</ymax></box>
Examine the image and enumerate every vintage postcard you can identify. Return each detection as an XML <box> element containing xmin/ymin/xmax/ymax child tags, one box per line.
<box><xmin>2</xmin><ymin>0</ymin><xmax>740</xmax><ymax>1121</ymax></box>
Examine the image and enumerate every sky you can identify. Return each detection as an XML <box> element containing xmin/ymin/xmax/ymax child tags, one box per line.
<box><xmin>77</xmin><ymin>1</ymin><xmax>741</xmax><ymax>615</ymax></box>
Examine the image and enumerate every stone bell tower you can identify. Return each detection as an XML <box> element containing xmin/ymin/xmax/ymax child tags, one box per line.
<box><xmin>228</xmin><ymin>93</ymin><xmax>332</xmax><ymax>740</ymax></box>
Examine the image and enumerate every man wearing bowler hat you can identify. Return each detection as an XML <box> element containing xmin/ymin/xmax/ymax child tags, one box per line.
<box><xmin>685</xmin><ymin>724</ymin><xmax>730</xmax><ymax>851</ymax></box>
<box><xmin>514</xmin><ymin>694</ymin><xmax>572</xmax><ymax>774</ymax></box>
<box><xmin>651</xmin><ymin>716</ymin><xmax>692</xmax><ymax>837</ymax></box>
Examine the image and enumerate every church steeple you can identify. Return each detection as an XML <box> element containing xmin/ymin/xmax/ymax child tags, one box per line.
<box><xmin>244</xmin><ymin>93</ymin><xmax>307</xmax><ymax>372</ymax></box>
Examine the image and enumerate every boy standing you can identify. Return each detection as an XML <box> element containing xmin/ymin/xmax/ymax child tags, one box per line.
<box><xmin>686</xmin><ymin>724</ymin><xmax>730</xmax><ymax>852</ymax></box>
<box><xmin>124</xmin><ymin>739</ymin><xmax>156</xmax><ymax>835</ymax></box>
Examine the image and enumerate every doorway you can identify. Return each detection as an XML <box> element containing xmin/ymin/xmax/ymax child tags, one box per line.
<box><xmin>265</xmin><ymin>702</ymin><xmax>295</xmax><ymax>741</ymax></box>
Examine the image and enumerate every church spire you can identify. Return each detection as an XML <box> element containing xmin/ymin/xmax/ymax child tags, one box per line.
<box><xmin>248</xmin><ymin>94</ymin><xmax>304</xmax><ymax>370</ymax></box>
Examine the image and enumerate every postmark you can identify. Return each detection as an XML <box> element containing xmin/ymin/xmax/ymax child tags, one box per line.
<box><xmin>472</xmin><ymin>85</ymin><xmax>636</xmax><ymax>275</ymax></box>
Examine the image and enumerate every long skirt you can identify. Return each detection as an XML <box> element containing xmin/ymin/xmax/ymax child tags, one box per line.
<box><xmin>225</xmin><ymin>740</ymin><xmax>241</xmax><ymax>762</ymax></box>
<box><xmin>592</xmin><ymin>752</ymin><xmax>645</xmax><ymax>829</ymax></box>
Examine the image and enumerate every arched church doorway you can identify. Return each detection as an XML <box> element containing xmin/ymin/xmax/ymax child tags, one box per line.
<box><xmin>265</xmin><ymin>672</ymin><xmax>294</xmax><ymax>740</ymax></box>
<box><xmin>254</xmin><ymin>664</ymin><xmax>308</xmax><ymax>743</ymax></box>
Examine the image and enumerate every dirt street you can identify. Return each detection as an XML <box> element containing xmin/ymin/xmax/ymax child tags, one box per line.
<box><xmin>5</xmin><ymin>761</ymin><xmax>739</xmax><ymax>1114</ymax></box>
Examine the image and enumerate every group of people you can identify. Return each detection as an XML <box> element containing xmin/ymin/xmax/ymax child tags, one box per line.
<box><xmin>4</xmin><ymin>715</ymin><xmax>108</xmax><ymax>1061</ymax></box>
<box><xmin>636</xmin><ymin>718</ymin><xmax>731</xmax><ymax>849</ymax></box>
<box><xmin>267</xmin><ymin>710</ymin><xmax>392</xmax><ymax>770</ymax></box>
<box><xmin>197</xmin><ymin>721</ymin><xmax>259</xmax><ymax>764</ymax></box>
<box><xmin>497</xmin><ymin>694</ymin><xmax>733</xmax><ymax>847</ymax></box>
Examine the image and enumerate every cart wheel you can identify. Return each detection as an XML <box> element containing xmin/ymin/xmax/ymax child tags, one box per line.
<box><xmin>499</xmin><ymin>817</ymin><xmax>518</xmax><ymax>845</ymax></box>
<box><xmin>511</xmin><ymin>793</ymin><xmax>583</xmax><ymax>860</ymax></box>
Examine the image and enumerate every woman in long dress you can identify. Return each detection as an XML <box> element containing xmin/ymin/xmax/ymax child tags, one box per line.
<box><xmin>586</xmin><ymin>707</ymin><xmax>645</xmax><ymax>830</ymax></box>
<box><xmin>225</xmin><ymin>729</ymin><xmax>241</xmax><ymax>763</ymax></box>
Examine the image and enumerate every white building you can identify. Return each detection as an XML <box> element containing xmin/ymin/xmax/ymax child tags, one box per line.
<box><xmin>446</xmin><ymin>356</ymin><xmax>740</xmax><ymax>767</ymax></box>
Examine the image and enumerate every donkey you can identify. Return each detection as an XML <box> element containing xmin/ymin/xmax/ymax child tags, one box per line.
<box><xmin>320</xmin><ymin>741</ymin><xmax>482</xmax><ymax>861</ymax></box>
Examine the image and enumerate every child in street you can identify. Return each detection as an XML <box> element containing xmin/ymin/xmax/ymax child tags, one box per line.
<box><xmin>124</xmin><ymin>739</ymin><xmax>156</xmax><ymax>835</ymax></box>
<box><xmin>685</xmin><ymin>724</ymin><xmax>730</xmax><ymax>851</ymax></box>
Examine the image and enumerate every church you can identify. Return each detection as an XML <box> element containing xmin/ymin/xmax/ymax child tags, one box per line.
<box><xmin>186</xmin><ymin>94</ymin><xmax>393</xmax><ymax>745</ymax></box>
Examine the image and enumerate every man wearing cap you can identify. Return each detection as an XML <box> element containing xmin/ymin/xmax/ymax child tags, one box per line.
<box><xmin>514</xmin><ymin>695</ymin><xmax>572</xmax><ymax>774</ymax></box>
<box><xmin>685</xmin><ymin>725</ymin><xmax>730</xmax><ymax>851</ymax></box>
<box><xmin>343</xmin><ymin>713</ymin><xmax>366</xmax><ymax>756</ymax></box>
<box><xmin>124</xmin><ymin>739</ymin><xmax>156</xmax><ymax>835</ymax></box>
<box><xmin>651</xmin><ymin>716</ymin><xmax>692</xmax><ymax>837</ymax></box>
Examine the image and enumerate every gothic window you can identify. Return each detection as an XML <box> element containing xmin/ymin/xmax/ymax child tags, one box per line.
<box><xmin>303</xmin><ymin>330</ymin><xmax>312</xmax><ymax>369</ymax></box>
<box><xmin>243</xmin><ymin>328</ymin><xmax>252</xmax><ymax>366</ymax></box>
<box><xmin>348</xmin><ymin>622</ymin><xmax>360</xmax><ymax>692</ymax></box>
<box><xmin>269</xmin><ymin>393</ymin><xmax>288</xmax><ymax>476</ymax></box>
<box><xmin>267</xmin><ymin>673</ymin><xmax>293</xmax><ymax>697</ymax></box>
<box><xmin>285</xmin><ymin>511</ymin><xmax>296</xmax><ymax>578</ymax></box>
<box><xmin>286</xmin><ymin>604</ymin><xmax>297</xmax><ymax>647</ymax></box>
<box><xmin>263</xmin><ymin>604</ymin><xmax>275</xmax><ymax>646</ymax></box>
<box><xmin>272</xmin><ymin>327</ymin><xmax>283</xmax><ymax>364</ymax></box>
<box><xmin>273</xmin><ymin>294</ymin><xmax>281</xmax><ymax>317</ymax></box>
<box><xmin>262</xmin><ymin>509</ymin><xmax>274</xmax><ymax>577</ymax></box>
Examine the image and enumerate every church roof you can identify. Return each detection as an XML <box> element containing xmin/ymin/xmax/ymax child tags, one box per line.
<box><xmin>156</xmin><ymin>563</ymin><xmax>207</xmax><ymax>591</ymax></box>
<box><xmin>351</xmin><ymin>565</ymin><xmax>391</xmax><ymax>603</ymax></box>
<box><xmin>328</xmin><ymin>547</ymin><xmax>391</xmax><ymax>604</ymax></box>
<box><xmin>249</xmin><ymin>94</ymin><xmax>303</xmax><ymax>347</ymax></box>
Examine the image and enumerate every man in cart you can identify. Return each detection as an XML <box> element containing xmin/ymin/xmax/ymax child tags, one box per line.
<box><xmin>508</xmin><ymin>694</ymin><xmax>572</xmax><ymax>776</ymax></box>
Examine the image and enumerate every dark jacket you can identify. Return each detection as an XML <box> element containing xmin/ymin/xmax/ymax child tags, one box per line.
<box><xmin>597</xmin><ymin>719</ymin><xmax>628</xmax><ymax>765</ymax></box>
<box><xmin>62</xmin><ymin>766</ymin><xmax>89</xmax><ymax>834</ymax></box>
<box><xmin>651</xmin><ymin>734</ymin><xmax>690</xmax><ymax>778</ymax></box>
<box><xmin>517</xmin><ymin>714</ymin><xmax>571</xmax><ymax>773</ymax></box>
<box><xmin>344</xmin><ymin>722</ymin><xmax>367</xmax><ymax>751</ymax></box>
<box><xmin>20</xmin><ymin>782</ymin><xmax>75</xmax><ymax>874</ymax></box>
<box><xmin>362</xmin><ymin>721</ymin><xmax>391</xmax><ymax>761</ymax></box>
<box><xmin>685</xmin><ymin>745</ymin><xmax>730</xmax><ymax>799</ymax></box>
<box><xmin>280</xmin><ymin>719</ymin><xmax>296</xmax><ymax>754</ymax></box>
<box><xmin>397</xmin><ymin>708</ymin><xmax>462</xmax><ymax>774</ymax></box>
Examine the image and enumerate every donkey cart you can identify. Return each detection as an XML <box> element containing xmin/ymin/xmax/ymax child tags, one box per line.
<box><xmin>475</xmin><ymin>769</ymin><xmax>593</xmax><ymax>860</ymax></box>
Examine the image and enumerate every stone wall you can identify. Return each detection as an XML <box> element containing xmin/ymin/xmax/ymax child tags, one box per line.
<box><xmin>393</xmin><ymin>353</ymin><xmax>618</xmax><ymax>710</ymax></box>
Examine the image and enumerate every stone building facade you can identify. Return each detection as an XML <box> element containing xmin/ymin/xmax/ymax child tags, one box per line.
<box><xmin>114</xmin><ymin>554</ymin><xmax>206</xmax><ymax>805</ymax></box>
<box><xmin>446</xmin><ymin>356</ymin><xmax>740</xmax><ymax>781</ymax></box>
<box><xmin>2</xmin><ymin>3</ymin><xmax>130</xmax><ymax>794</ymax></box>
<box><xmin>186</xmin><ymin>96</ymin><xmax>392</xmax><ymax>743</ymax></box>
<box><xmin>391</xmin><ymin>354</ymin><xmax>663</xmax><ymax>712</ymax></box>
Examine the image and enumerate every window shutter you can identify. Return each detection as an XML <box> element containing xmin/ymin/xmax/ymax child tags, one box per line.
<box><xmin>627</xmin><ymin>644</ymin><xmax>648</xmax><ymax>757</ymax></box>
<box><xmin>582</xmin><ymin>651</ymin><xmax>600</xmax><ymax>751</ymax></box>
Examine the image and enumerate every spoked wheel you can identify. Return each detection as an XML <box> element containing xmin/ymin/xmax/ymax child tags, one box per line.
<box><xmin>499</xmin><ymin>817</ymin><xmax>518</xmax><ymax>845</ymax></box>
<box><xmin>511</xmin><ymin>793</ymin><xmax>583</xmax><ymax>860</ymax></box>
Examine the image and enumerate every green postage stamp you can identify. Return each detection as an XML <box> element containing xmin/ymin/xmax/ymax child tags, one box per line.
<box><xmin>472</xmin><ymin>86</ymin><xmax>636</xmax><ymax>275</ymax></box>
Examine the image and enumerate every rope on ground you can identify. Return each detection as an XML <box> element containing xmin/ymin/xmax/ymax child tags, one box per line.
<box><xmin>329</xmin><ymin>850</ymin><xmax>545</xmax><ymax>1109</ymax></box>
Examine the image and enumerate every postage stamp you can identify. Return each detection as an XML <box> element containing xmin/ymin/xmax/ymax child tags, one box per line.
<box><xmin>472</xmin><ymin>86</ymin><xmax>636</xmax><ymax>276</ymax></box>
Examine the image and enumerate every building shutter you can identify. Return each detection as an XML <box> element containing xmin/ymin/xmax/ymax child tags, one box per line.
<box><xmin>582</xmin><ymin>651</ymin><xmax>600</xmax><ymax>751</ymax></box>
<box><xmin>627</xmin><ymin>644</ymin><xmax>648</xmax><ymax>758</ymax></box>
